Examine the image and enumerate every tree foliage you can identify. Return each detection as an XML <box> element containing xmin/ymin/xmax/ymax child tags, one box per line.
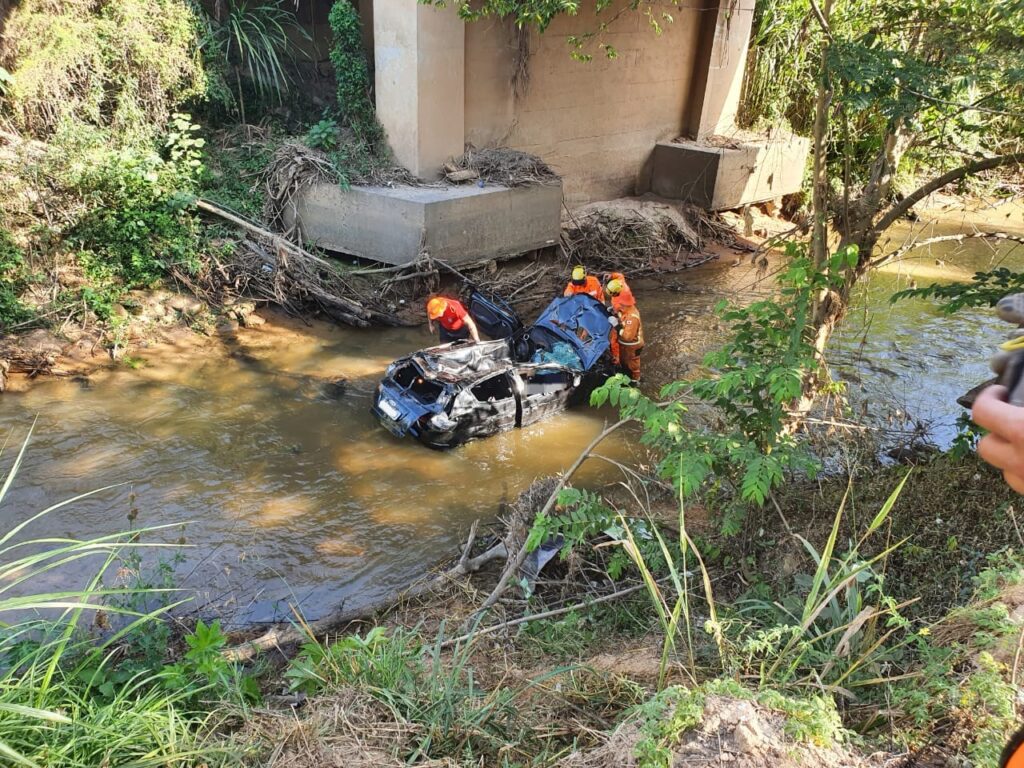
<box><xmin>419</xmin><ymin>0</ymin><xmax>678</xmax><ymax>60</ymax></box>
<box><xmin>894</xmin><ymin>267</ymin><xmax>1024</xmax><ymax>314</ymax></box>
<box><xmin>743</xmin><ymin>0</ymin><xmax>1024</xmax><ymax>185</ymax></box>
<box><xmin>0</xmin><ymin>0</ymin><xmax>209</xmax><ymax>140</ymax></box>
<box><xmin>591</xmin><ymin>244</ymin><xmax>851</xmax><ymax>534</ymax></box>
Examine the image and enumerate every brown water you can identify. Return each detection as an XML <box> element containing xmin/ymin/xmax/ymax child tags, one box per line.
<box><xmin>0</xmin><ymin>283</ymin><xmax>734</xmax><ymax>627</ymax></box>
<box><xmin>2</xmin><ymin>202</ymin><xmax>1021</xmax><ymax>626</ymax></box>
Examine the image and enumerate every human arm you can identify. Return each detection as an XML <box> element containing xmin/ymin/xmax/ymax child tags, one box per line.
<box><xmin>618</xmin><ymin>311</ymin><xmax>640</xmax><ymax>343</ymax></box>
<box><xmin>972</xmin><ymin>385</ymin><xmax>1024</xmax><ymax>493</ymax></box>
<box><xmin>464</xmin><ymin>315</ymin><xmax>481</xmax><ymax>343</ymax></box>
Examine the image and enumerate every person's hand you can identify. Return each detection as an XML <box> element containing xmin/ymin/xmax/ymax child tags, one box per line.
<box><xmin>607</xmin><ymin>315</ymin><xmax>620</xmax><ymax>328</ymax></box>
<box><xmin>972</xmin><ymin>385</ymin><xmax>1024</xmax><ymax>493</ymax></box>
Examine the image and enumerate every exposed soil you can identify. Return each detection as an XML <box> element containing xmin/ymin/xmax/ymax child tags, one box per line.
<box><xmin>560</xmin><ymin>695</ymin><xmax>880</xmax><ymax>767</ymax></box>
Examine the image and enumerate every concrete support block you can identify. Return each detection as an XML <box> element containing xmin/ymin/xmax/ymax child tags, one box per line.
<box><xmin>645</xmin><ymin>136</ymin><xmax>810</xmax><ymax>210</ymax></box>
<box><xmin>374</xmin><ymin>0</ymin><xmax>465</xmax><ymax>179</ymax></box>
<box><xmin>286</xmin><ymin>183</ymin><xmax>563</xmax><ymax>265</ymax></box>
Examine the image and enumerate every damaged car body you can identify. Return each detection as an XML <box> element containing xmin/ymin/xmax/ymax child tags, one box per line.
<box><xmin>372</xmin><ymin>291</ymin><xmax>615</xmax><ymax>449</ymax></box>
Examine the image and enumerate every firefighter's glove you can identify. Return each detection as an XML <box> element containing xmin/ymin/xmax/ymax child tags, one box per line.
<box><xmin>607</xmin><ymin>315</ymin><xmax>620</xmax><ymax>328</ymax></box>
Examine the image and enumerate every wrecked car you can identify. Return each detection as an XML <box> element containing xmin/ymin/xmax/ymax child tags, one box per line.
<box><xmin>372</xmin><ymin>291</ymin><xmax>615</xmax><ymax>448</ymax></box>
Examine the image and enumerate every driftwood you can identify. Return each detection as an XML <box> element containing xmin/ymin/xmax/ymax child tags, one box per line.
<box><xmin>193</xmin><ymin>198</ymin><xmax>406</xmax><ymax>327</ymax></box>
<box><xmin>224</xmin><ymin>534</ymin><xmax>508</xmax><ymax>662</ymax></box>
<box><xmin>560</xmin><ymin>199</ymin><xmax>728</xmax><ymax>278</ymax></box>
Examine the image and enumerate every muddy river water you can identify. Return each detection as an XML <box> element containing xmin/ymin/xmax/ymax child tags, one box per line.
<box><xmin>2</xmin><ymin>203</ymin><xmax>1022</xmax><ymax>626</ymax></box>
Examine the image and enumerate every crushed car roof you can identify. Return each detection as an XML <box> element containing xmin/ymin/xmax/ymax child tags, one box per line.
<box><xmin>409</xmin><ymin>340</ymin><xmax>512</xmax><ymax>383</ymax></box>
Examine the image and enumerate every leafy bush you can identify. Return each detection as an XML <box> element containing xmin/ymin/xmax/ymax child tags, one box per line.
<box><xmin>0</xmin><ymin>231</ymin><xmax>33</xmax><ymax>329</ymax></box>
<box><xmin>306</xmin><ymin>117</ymin><xmax>340</xmax><ymax>151</ymax></box>
<box><xmin>593</xmin><ymin>243</ymin><xmax>853</xmax><ymax>535</ymax></box>
<box><xmin>1</xmin><ymin>0</ymin><xmax>209</xmax><ymax>140</ymax></box>
<box><xmin>63</xmin><ymin>117</ymin><xmax>204</xmax><ymax>307</ymax></box>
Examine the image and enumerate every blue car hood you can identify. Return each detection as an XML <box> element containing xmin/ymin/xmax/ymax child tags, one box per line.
<box><xmin>533</xmin><ymin>294</ymin><xmax>612</xmax><ymax>371</ymax></box>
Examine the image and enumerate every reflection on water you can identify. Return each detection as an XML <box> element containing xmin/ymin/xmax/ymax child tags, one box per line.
<box><xmin>832</xmin><ymin>203</ymin><xmax>1024</xmax><ymax>447</ymax></box>
<box><xmin>2</xmin><ymin>202</ymin><xmax>1020</xmax><ymax>624</ymax></box>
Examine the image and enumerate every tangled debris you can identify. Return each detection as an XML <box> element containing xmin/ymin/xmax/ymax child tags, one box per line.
<box><xmin>187</xmin><ymin>200</ymin><xmax>408</xmax><ymax>327</ymax></box>
<box><xmin>186</xmin><ymin>197</ymin><xmax>565</xmax><ymax>330</ymax></box>
<box><xmin>261</xmin><ymin>142</ymin><xmax>339</xmax><ymax>239</ymax></box>
<box><xmin>562</xmin><ymin>199</ymin><xmax>730</xmax><ymax>276</ymax></box>
<box><xmin>446</xmin><ymin>146</ymin><xmax>560</xmax><ymax>188</ymax></box>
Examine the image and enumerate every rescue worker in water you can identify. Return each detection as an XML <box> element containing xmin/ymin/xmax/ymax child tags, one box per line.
<box><xmin>606</xmin><ymin>278</ymin><xmax>644</xmax><ymax>382</ymax></box>
<box><xmin>563</xmin><ymin>265</ymin><xmax>605</xmax><ymax>302</ymax></box>
<box><xmin>426</xmin><ymin>296</ymin><xmax>481</xmax><ymax>344</ymax></box>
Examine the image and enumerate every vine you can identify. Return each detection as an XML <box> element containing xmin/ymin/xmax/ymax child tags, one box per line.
<box><xmin>328</xmin><ymin>1</ymin><xmax>384</xmax><ymax>147</ymax></box>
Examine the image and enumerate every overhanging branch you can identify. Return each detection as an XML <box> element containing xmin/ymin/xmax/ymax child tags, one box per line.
<box><xmin>873</xmin><ymin>152</ymin><xmax>1024</xmax><ymax>235</ymax></box>
<box><xmin>869</xmin><ymin>231</ymin><xmax>1024</xmax><ymax>271</ymax></box>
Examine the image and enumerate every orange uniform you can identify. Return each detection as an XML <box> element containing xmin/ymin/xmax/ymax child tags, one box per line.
<box><xmin>563</xmin><ymin>275</ymin><xmax>605</xmax><ymax>303</ymax></box>
<box><xmin>610</xmin><ymin>280</ymin><xmax>643</xmax><ymax>381</ymax></box>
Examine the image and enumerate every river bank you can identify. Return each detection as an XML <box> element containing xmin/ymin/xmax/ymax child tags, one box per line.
<box><xmin>2</xmin><ymin>194</ymin><xmax>1023</xmax><ymax>766</ymax></box>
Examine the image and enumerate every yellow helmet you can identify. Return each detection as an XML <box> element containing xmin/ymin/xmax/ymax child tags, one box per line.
<box><xmin>606</xmin><ymin>278</ymin><xmax>623</xmax><ymax>296</ymax></box>
<box><xmin>426</xmin><ymin>297</ymin><xmax>448</xmax><ymax>319</ymax></box>
<box><xmin>571</xmin><ymin>265</ymin><xmax>586</xmax><ymax>284</ymax></box>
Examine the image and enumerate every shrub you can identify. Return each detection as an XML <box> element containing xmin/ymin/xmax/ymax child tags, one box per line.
<box><xmin>593</xmin><ymin>243</ymin><xmax>855</xmax><ymax>535</ymax></box>
<box><xmin>0</xmin><ymin>0</ymin><xmax>209</xmax><ymax>140</ymax></box>
<box><xmin>63</xmin><ymin>117</ymin><xmax>204</xmax><ymax>303</ymax></box>
<box><xmin>0</xmin><ymin>231</ymin><xmax>33</xmax><ymax>329</ymax></box>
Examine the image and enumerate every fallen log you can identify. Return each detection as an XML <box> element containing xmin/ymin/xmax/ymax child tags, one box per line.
<box><xmin>224</xmin><ymin>535</ymin><xmax>507</xmax><ymax>662</ymax></box>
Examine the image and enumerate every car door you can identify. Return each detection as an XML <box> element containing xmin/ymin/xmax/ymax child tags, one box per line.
<box><xmin>518</xmin><ymin>368</ymin><xmax>577</xmax><ymax>428</ymax></box>
<box><xmin>451</xmin><ymin>372</ymin><xmax>519</xmax><ymax>439</ymax></box>
<box><xmin>467</xmin><ymin>290</ymin><xmax>523</xmax><ymax>340</ymax></box>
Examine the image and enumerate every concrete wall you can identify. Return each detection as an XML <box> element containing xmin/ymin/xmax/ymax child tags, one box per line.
<box><xmin>464</xmin><ymin>1</ymin><xmax>705</xmax><ymax>207</ymax></box>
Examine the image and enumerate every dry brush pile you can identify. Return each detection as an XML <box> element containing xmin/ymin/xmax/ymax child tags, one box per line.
<box><xmin>562</xmin><ymin>199</ymin><xmax>731</xmax><ymax>277</ymax></box>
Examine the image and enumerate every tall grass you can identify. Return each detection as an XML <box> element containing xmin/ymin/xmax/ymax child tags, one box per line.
<box><xmin>208</xmin><ymin>0</ymin><xmax>307</xmax><ymax>121</ymax></box>
<box><xmin>0</xmin><ymin>427</ymin><xmax>223</xmax><ymax>767</ymax></box>
<box><xmin>608</xmin><ymin>470</ymin><xmax>915</xmax><ymax>696</ymax></box>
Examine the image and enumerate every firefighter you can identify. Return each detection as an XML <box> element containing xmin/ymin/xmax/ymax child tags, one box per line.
<box><xmin>563</xmin><ymin>265</ymin><xmax>605</xmax><ymax>302</ymax></box>
<box><xmin>606</xmin><ymin>278</ymin><xmax>643</xmax><ymax>382</ymax></box>
<box><xmin>426</xmin><ymin>297</ymin><xmax>481</xmax><ymax>344</ymax></box>
<box><xmin>602</xmin><ymin>271</ymin><xmax>631</xmax><ymax>367</ymax></box>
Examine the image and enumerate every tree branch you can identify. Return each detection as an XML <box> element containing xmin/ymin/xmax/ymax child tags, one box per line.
<box><xmin>474</xmin><ymin>418</ymin><xmax>633</xmax><ymax>617</ymax></box>
<box><xmin>873</xmin><ymin>153</ymin><xmax>1024</xmax><ymax>235</ymax></box>
<box><xmin>808</xmin><ymin>0</ymin><xmax>833</xmax><ymax>39</ymax></box>
<box><xmin>869</xmin><ymin>231</ymin><xmax>1024</xmax><ymax>271</ymax></box>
